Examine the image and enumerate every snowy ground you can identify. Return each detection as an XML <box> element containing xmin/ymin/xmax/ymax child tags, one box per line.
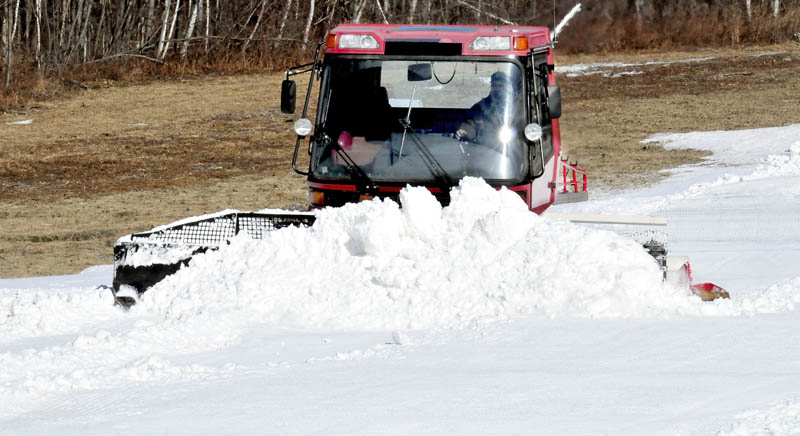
<box><xmin>2</xmin><ymin>124</ymin><xmax>800</xmax><ymax>435</ymax></box>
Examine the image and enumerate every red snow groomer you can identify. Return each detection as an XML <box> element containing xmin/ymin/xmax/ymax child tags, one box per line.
<box><xmin>111</xmin><ymin>23</ymin><xmax>726</xmax><ymax>307</ymax></box>
<box><xmin>285</xmin><ymin>24</ymin><xmax>578</xmax><ymax>212</ymax></box>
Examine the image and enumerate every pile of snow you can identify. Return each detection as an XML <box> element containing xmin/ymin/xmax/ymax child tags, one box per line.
<box><xmin>0</xmin><ymin>286</ymin><xmax>117</xmax><ymax>343</ymax></box>
<box><xmin>718</xmin><ymin>401</ymin><xmax>800</xmax><ymax>436</ymax></box>
<box><xmin>129</xmin><ymin>178</ymin><xmax>787</xmax><ymax>331</ymax></box>
<box><xmin>751</xmin><ymin>141</ymin><xmax>800</xmax><ymax>178</ymax></box>
<box><xmin>737</xmin><ymin>277</ymin><xmax>800</xmax><ymax>313</ymax></box>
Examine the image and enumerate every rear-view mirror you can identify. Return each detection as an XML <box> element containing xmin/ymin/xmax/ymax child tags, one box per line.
<box><xmin>281</xmin><ymin>80</ymin><xmax>297</xmax><ymax>114</ymax></box>
<box><xmin>547</xmin><ymin>85</ymin><xmax>562</xmax><ymax>119</ymax></box>
<box><xmin>408</xmin><ymin>63</ymin><xmax>432</xmax><ymax>82</ymax></box>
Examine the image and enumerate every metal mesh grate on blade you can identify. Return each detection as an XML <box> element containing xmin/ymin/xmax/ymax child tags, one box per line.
<box><xmin>130</xmin><ymin>213</ymin><xmax>316</xmax><ymax>246</ymax></box>
<box><xmin>238</xmin><ymin>214</ymin><xmax>316</xmax><ymax>239</ymax></box>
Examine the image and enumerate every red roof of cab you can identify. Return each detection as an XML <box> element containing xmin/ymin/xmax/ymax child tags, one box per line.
<box><xmin>326</xmin><ymin>23</ymin><xmax>552</xmax><ymax>56</ymax></box>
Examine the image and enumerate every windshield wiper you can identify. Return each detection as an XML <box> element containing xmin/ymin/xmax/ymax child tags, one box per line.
<box><xmin>405</xmin><ymin>129</ymin><xmax>452</xmax><ymax>187</ymax></box>
<box><xmin>318</xmin><ymin>88</ymin><xmax>378</xmax><ymax>194</ymax></box>
<box><xmin>396</xmin><ymin>86</ymin><xmax>452</xmax><ymax>187</ymax></box>
<box><xmin>326</xmin><ymin>134</ymin><xmax>379</xmax><ymax>194</ymax></box>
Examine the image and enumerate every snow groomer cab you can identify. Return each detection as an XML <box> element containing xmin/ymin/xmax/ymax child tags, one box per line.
<box><xmin>282</xmin><ymin>23</ymin><xmax>584</xmax><ymax>214</ymax></box>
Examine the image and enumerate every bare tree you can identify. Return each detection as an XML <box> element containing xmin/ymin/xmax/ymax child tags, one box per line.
<box><xmin>204</xmin><ymin>0</ymin><xmax>210</xmax><ymax>51</ymax></box>
<box><xmin>302</xmin><ymin>0</ymin><xmax>315</xmax><ymax>50</ymax></box>
<box><xmin>34</xmin><ymin>0</ymin><xmax>42</xmax><ymax>68</ymax></box>
<box><xmin>455</xmin><ymin>0</ymin><xmax>516</xmax><ymax>25</ymax></box>
<box><xmin>1</xmin><ymin>0</ymin><xmax>799</xmax><ymax>97</ymax></box>
<box><xmin>157</xmin><ymin>0</ymin><xmax>172</xmax><ymax>59</ymax></box>
<box><xmin>182</xmin><ymin>0</ymin><xmax>199</xmax><ymax>59</ymax></box>
<box><xmin>241</xmin><ymin>0</ymin><xmax>265</xmax><ymax>54</ymax></box>
<box><xmin>353</xmin><ymin>0</ymin><xmax>367</xmax><ymax>23</ymax></box>
<box><xmin>6</xmin><ymin>0</ymin><xmax>21</xmax><ymax>88</ymax></box>
<box><xmin>375</xmin><ymin>0</ymin><xmax>389</xmax><ymax>24</ymax></box>
<box><xmin>278</xmin><ymin>0</ymin><xmax>294</xmax><ymax>40</ymax></box>
<box><xmin>164</xmin><ymin>0</ymin><xmax>181</xmax><ymax>58</ymax></box>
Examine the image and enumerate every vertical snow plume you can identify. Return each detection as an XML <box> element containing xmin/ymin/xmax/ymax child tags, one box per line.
<box><xmin>551</xmin><ymin>3</ymin><xmax>581</xmax><ymax>42</ymax></box>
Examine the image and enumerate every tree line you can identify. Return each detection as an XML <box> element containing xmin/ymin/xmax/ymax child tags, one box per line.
<box><xmin>1</xmin><ymin>0</ymin><xmax>799</xmax><ymax>91</ymax></box>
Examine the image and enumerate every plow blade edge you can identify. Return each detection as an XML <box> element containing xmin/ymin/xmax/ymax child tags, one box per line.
<box><xmin>112</xmin><ymin>212</ymin><xmax>316</xmax><ymax>308</ymax></box>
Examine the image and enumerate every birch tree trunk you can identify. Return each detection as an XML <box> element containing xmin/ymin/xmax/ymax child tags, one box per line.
<box><xmin>242</xmin><ymin>0</ymin><xmax>265</xmax><ymax>53</ymax></box>
<box><xmin>157</xmin><ymin>0</ymin><xmax>172</xmax><ymax>59</ymax></box>
<box><xmin>375</xmin><ymin>0</ymin><xmax>389</xmax><ymax>24</ymax></box>
<box><xmin>96</xmin><ymin>0</ymin><xmax>107</xmax><ymax>55</ymax></box>
<box><xmin>77</xmin><ymin>0</ymin><xmax>92</xmax><ymax>63</ymax></box>
<box><xmin>302</xmin><ymin>0</ymin><xmax>315</xmax><ymax>51</ymax></box>
<box><xmin>23</xmin><ymin>0</ymin><xmax>30</xmax><ymax>42</ymax></box>
<box><xmin>11</xmin><ymin>0</ymin><xmax>20</xmax><ymax>45</ymax></box>
<box><xmin>204</xmin><ymin>0</ymin><xmax>210</xmax><ymax>51</ymax></box>
<box><xmin>278</xmin><ymin>0</ymin><xmax>294</xmax><ymax>40</ymax></box>
<box><xmin>35</xmin><ymin>0</ymin><xmax>42</xmax><ymax>68</ymax></box>
<box><xmin>353</xmin><ymin>0</ymin><xmax>367</xmax><ymax>23</ymax></box>
<box><xmin>409</xmin><ymin>0</ymin><xmax>417</xmax><ymax>23</ymax></box>
<box><xmin>6</xmin><ymin>0</ymin><xmax>21</xmax><ymax>88</ymax></box>
<box><xmin>65</xmin><ymin>0</ymin><xmax>84</xmax><ymax>53</ymax></box>
<box><xmin>744</xmin><ymin>0</ymin><xmax>751</xmax><ymax>20</ymax></box>
<box><xmin>182</xmin><ymin>0</ymin><xmax>199</xmax><ymax>59</ymax></box>
<box><xmin>165</xmin><ymin>0</ymin><xmax>181</xmax><ymax>58</ymax></box>
<box><xmin>59</xmin><ymin>0</ymin><xmax>70</xmax><ymax>49</ymax></box>
<box><xmin>145</xmin><ymin>0</ymin><xmax>155</xmax><ymax>46</ymax></box>
<box><xmin>773</xmin><ymin>0</ymin><xmax>779</xmax><ymax>18</ymax></box>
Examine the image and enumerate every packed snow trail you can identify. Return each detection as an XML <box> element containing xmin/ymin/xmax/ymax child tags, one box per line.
<box><xmin>2</xmin><ymin>123</ymin><xmax>800</xmax><ymax>434</ymax></box>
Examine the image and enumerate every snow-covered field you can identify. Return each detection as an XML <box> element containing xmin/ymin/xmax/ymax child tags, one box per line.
<box><xmin>2</xmin><ymin>124</ymin><xmax>799</xmax><ymax>435</ymax></box>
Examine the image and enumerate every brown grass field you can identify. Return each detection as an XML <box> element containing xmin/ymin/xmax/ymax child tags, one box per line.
<box><xmin>1</xmin><ymin>43</ymin><xmax>799</xmax><ymax>278</ymax></box>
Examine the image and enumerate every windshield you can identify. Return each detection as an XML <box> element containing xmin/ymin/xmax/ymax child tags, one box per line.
<box><xmin>311</xmin><ymin>58</ymin><xmax>527</xmax><ymax>184</ymax></box>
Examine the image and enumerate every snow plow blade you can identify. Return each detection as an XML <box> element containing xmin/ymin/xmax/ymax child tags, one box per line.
<box><xmin>690</xmin><ymin>283</ymin><xmax>730</xmax><ymax>301</ymax></box>
<box><xmin>663</xmin><ymin>255</ymin><xmax>729</xmax><ymax>302</ymax></box>
<box><xmin>112</xmin><ymin>212</ymin><xmax>316</xmax><ymax>308</ymax></box>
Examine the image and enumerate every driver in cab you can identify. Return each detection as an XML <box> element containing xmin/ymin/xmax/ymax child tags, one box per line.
<box><xmin>455</xmin><ymin>70</ymin><xmax>523</xmax><ymax>147</ymax></box>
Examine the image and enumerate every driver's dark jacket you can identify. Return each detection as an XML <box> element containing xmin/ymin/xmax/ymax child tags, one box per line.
<box><xmin>458</xmin><ymin>95</ymin><xmax>524</xmax><ymax>147</ymax></box>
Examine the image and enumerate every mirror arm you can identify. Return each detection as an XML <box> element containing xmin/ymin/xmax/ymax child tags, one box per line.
<box><xmin>299</xmin><ymin>43</ymin><xmax>324</xmax><ymax>121</ymax></box>
<box><xmin>291</xmin><ymin>43</ymin><xmax>324</xmax><ymax>176</ymax></box>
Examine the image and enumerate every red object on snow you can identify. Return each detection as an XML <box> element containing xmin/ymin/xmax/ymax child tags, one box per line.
<box><xmin>690</xmin><ymin>282</ymin><xmax>730</xmax><ymax>301</ymax></box>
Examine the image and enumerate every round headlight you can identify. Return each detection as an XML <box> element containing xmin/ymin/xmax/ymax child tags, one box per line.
<box><xmin>294</xmin><ymin>118</ymin><xmax>312</xmax><ymax>136</ymax></box>
<box><xmin>524</xmin><ymin>123</ymin><xmax>543</xmax><ymax>142</ymax></box>
<box><xmin>361</xmin><ymin>35</ymin><xmax>376</xmax><ymax>48</ymax></box>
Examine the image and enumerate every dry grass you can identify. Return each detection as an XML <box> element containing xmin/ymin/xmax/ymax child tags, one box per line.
<box><xmin>0</xmin><ymin>74</ymin><xmax>308</xmax><ymax>277</ymax></box>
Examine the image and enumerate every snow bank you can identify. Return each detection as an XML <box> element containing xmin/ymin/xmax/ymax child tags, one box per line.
<box><xmin>644</xmin><ymin>124</ymin><xmax>800</xmax><ymax>165</ymax></box>
<box><xmin>130</xmin><ymin>178</ymin><xmax>768</xmax><ymax>330</ymax></box>
<box><xmin>667</xmin><ymin>141</ymin><xmax>800</xmax><ymax>201</ymax></box>
<box><xmin>718</xmin><ymin>401</ymin><xmax>800</xmax><ymax>436</ymax></box>
<box><xmin>737</xmin><ymin>277</ymin><xmax>800</xmax><ymax>313</ymax></box>
<box><xmin>0</xmin><ymin>286</ymin><xmax>118</xmax><ymax>343</ymax></box>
